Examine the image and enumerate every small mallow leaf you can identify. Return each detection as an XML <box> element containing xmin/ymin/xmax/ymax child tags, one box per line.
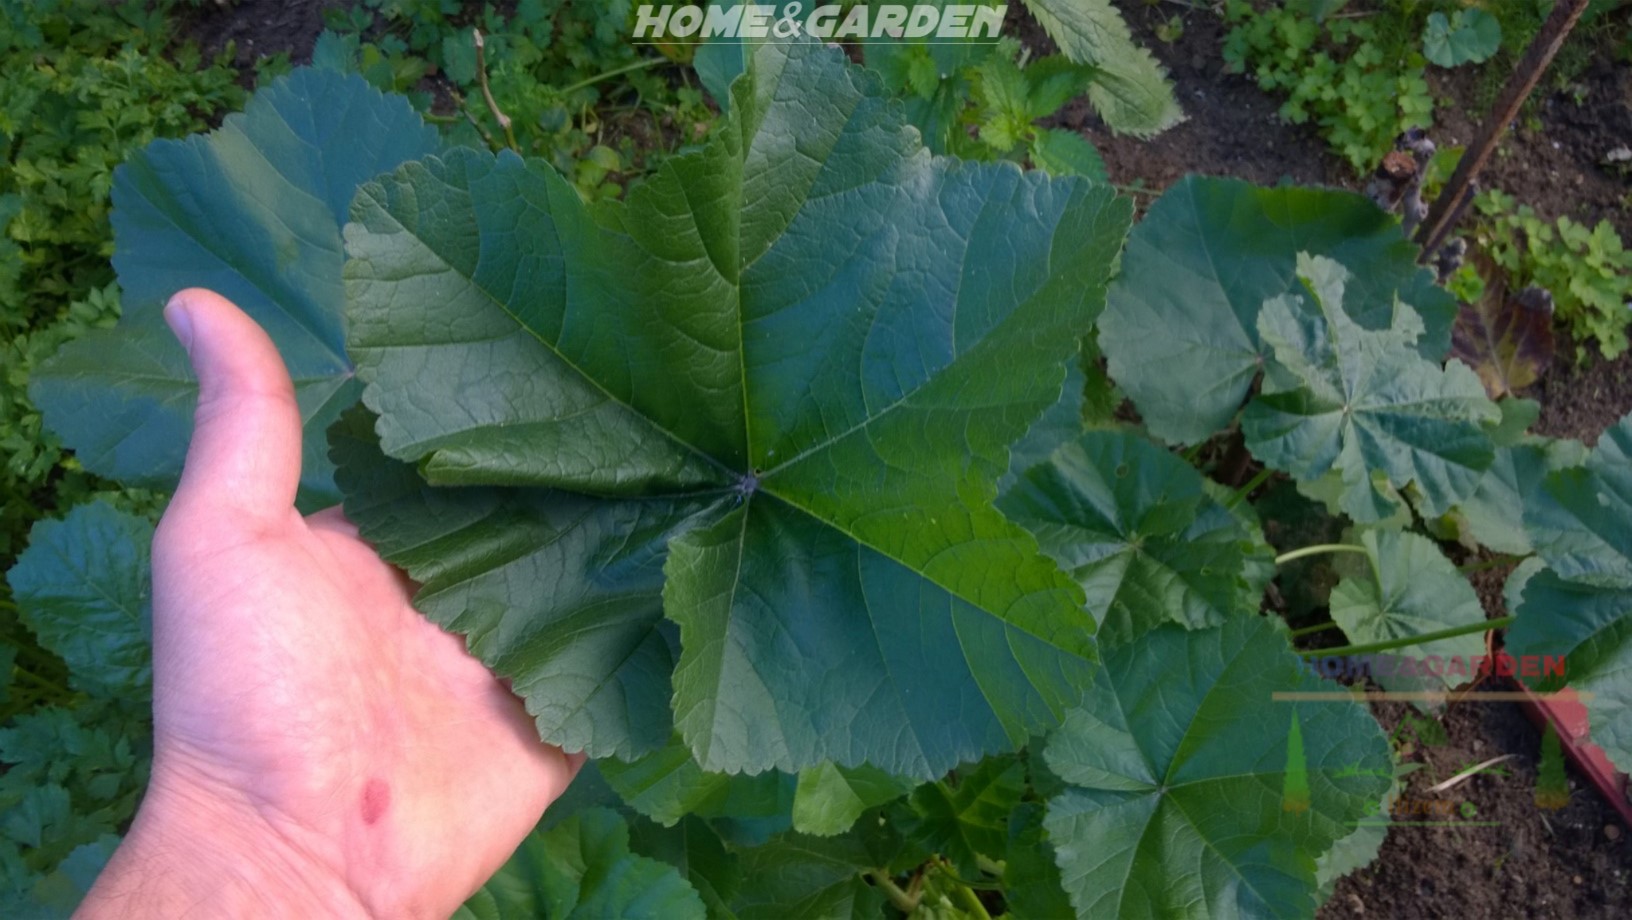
<box><xmin>903</xmin><ymin>755</ymin><xmax>1025</xmax><ymax>875</ymax></box>
<box><xmin>7</xmin><ymin>501</ymin><xmax>153</xmax><ymax>700</ymax></box>
<box><xmin>1000</xmin><ymin>430</ymin><xmax>1274</xmax><ymax>646</ymax></box>
<box><xmin>1450</xmin><ymin>257</ymin><xmax>1555</xmax><ymax>399</ymax></box>
<box><xmin>1243</xmin><ymin>254</ymin><xmax>1499</xmax><ymax>523</ymax></box>
<box><xmin>625</xmin><ymin>816</ymin><xmax>743</xmax><ymax>918</ymax></box>
<box><xmin>793</xmin><ymin>763</ymin><xmax>918</xmax><ymax>838</ymax></box>
<box><xmin>1043</xmin><ymin>616</ymin><xmax>1391</xmax><ymax>920</ymax></box>
<box><xmin>1329</xmin><ymin>529</ymin><xmax>1488</xmax><ymax>698</ymax></box>
<box><xmin>452</xmin><ymin>808</ymin><xmax>707</xmax><ymax>920</ymax></box>
<box><xmin>31</xmin><ymin>69</ymin><xmax>439</xmax><ymax>509</ymax></box>
<box><xmin>1423</xmin><ymin>10</ymin><xmax>1501</xmax><ymax>68</ymax></box>
<box><xmin>599</xmin><ymin>734</ymin><xmax>794</xmax><ymax>832</ymax></box>
<box><xmin>1100</xmin><ymin>177</ymin><xmax>1458</xmax><ymax>445</ymax></box>
<box><xmin>341</xmin><ymin>39</ymin><xmax>1129</xmax><ymax>777</ymax></box>
<box><xmin>730</xmin><ymin>829</ymin><xmax>889</xmax><ymax>919</ymax></box>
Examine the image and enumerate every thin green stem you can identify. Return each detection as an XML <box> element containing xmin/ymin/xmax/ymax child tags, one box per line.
<box><xmin>9</xmin><ymin>664</ymin><xmax>71</xmax><ymax>700</ymax></box>
<box><xmin>865</xmin><ymin>870</ymin><xmax>919</xmax><ymax>914</ymax></box>
<box><xmin>1298</xmin><ymin>616</ymin><xmax>1514</xmax><ymax>657</ymax></box>
<box><xmin>1226</xmin><ymin>467</ymin><xmax>1275</xmax><ymax>509</ymax></box>
<box><xmin>974</xmin><ymin>854</ymin><xmax>1004</xmax><ymax>878</ymax></box>
<box><xmin>1289</xmin><ymin>621</ymin><xmax>1342</xmax><ymax>639</ymax></box>
<box><xmin>950</xmin><ymin>879</ymin><xmax>993</xmax><ymax>920</ymax></box>
<box><xmin>1274</xmin><ymin>544</ymin><xmax>1370</xmax><ymax>566</ymax></box>
<box><xmin>558</xmin><ymin>56</ymin><xmax>667</xmax><ymax>96</ymax></box>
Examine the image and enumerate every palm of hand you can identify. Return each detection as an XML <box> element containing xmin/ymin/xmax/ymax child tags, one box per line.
<box><xmin>152</xmin><ymin>506</ymin><xmax>576</xmax><ymax>915</ymax></box>
<box><xmin>97</xmin><ymin>289</ymin><xmax>581</xmax><ymax>918</ymax></box>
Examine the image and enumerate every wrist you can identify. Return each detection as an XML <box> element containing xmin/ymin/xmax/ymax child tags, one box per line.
<box><xmin>78</xmin><ymin>760</ymin><xmax>371</xmax><ymax>919</ymax></box>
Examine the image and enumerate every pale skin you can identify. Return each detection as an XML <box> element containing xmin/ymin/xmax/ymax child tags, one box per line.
<box><xmin>77</xmin><ymin>289</ymin><xmax>582</xmax><ymax>919</ymax></box>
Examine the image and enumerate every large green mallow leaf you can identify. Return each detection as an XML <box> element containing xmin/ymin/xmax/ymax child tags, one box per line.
<box><xmin>999</xmin><ymin>429</ymin><xmax>1274</xmax><ymax>645</ymax></box>
<box><xmin>1099</xmin><ymin>176</ymin><xmax>1457</xmax><ymax>445</ymax></box>
<box><xmin>1506</xmin><ymin>413</ymin><xmax>1632</xmax><ymax>772</ymax></box>
<box><xmin>340</xmin><ymin>40</ymin><xmax>1129</xmax><ymax>778</ymax></box>
<box><xmin>1043</xmin><ymin>616</ymin><xmax>1391</xmax><ymax>920</ymax></box>
<box><xmin>31</xmin><ymin>69</ymin><xmax>439</xmax><ymax>509</ymax></box>
<box><xmin>1329</xmin><ymin>529</ymin><xmax>1486</xmax><ymax>697</ymax></box>
<box><xmin>1243</xmin><ymin>255</ymin><xmax>1498</xmax><ymax>523</ymax></box>
<box><xmin>330</xmin><ymin>409</ymin><xmax>695</xmax><ymax>760</ymax></box>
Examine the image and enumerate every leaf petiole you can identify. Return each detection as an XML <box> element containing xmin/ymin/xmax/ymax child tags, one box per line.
<box><xmin>1297</xmin><ymin>616</ymin><xmax>1514</xmax><ymax>657</ymax></box>
<box><xmin>1274</xmin><ymin>543</ymin><xmax>1371</xmax><ymax>565</ymax></box>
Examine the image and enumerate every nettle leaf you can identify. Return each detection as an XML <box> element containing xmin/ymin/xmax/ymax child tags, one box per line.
<box><xmin>1422</xmin><ymin>10</ymin><xmax>1501</xmax><ymax>68</ymax></box>
<box><xmin>1505</xmin><ymin>415</ymin><xmax>1632</xmax><ymax>772</ymax></box>
<box><xmin>1024</xmin><ymin>0</ymin><xmax>1184</xmax><ymax>137</ymax></box>
<box><xmin>1243</xmin><ymin>254</ymin><xmax>1498</xmax><ymax>523</ymax></box>
<box><xmin>1000</xmin><ymin>430</ymin><xmax>1274</xmax><ymax>645</ymax></box>
<box><xmin>31</xmin><ymin>69</ymin><xmax>439</xmax><ymax>509</ymax></box>
<box><xmin>453</xmin><ymin>808</ymin><xmax>707</xmax><ymax>920</ymax></box>
<box><xmin>1449</xmin><ymin>258</ymin><xmax>1555</xmax><ymax>399</ymax></box>
<box><xmin>341</xmin><ymin>40</ymin><xmax>1129</xmax><ymax>777</ymax></box>
<box><xmin>903</xmin><ymin>755</ymin><xmax>1025</xmax><ymax>875</ymax></box>
<box><xmin>1329</xmin><ymin>529</ymin><xmax>1486</xmax><ymax>696</ymax></box>
<box><xmin>7</xmin><ymin>501</ymin><xmax>153</xmax><ymax>699</ymax></box>
<box><xmin>1029</xmin><ymin>128</ymin><xmax>1108</xmax><ymax>182</ymax></box>
<box><xmin>1043</xmin><ymin>617</ymin><xmax>1391</xmax><ymax>920</ymax></box>
<box><xmin>793</xmin><ymin>763</ymin><xmax>918</xmax><ymax>838</ymax></box>
<box><xmin>1100</xmin><ymin>176</ymin><xmax>1457</xmax><ymax>445</ymax></box>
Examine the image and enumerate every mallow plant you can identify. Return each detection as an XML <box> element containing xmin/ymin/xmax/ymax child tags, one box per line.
<box><xmin>10</xmin><ymin>38</ymin><xmax>1631</xmax><ymax>920</ymax></box>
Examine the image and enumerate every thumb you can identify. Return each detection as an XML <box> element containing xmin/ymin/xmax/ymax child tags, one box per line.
<box><xmin>165</xmin><ymin>289</ymin><xmax>303</xmax><ymax>523</ymax></box>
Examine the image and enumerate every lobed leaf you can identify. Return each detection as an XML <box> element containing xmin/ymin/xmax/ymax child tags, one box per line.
<box><xmin>31</xmin><ymin>69</ymin><xmax>439</xmax><ymax>509</ymax></box>
<box><xmin>1329</xmin><ymin>529</ymin><xmax>1487</xmax><ymax>697</ymax></box>
<box><xmin>1505</xmin><ymin>414</ymin><xmax>1632</xmax><ymax>772</ymax></box>
<box><xmin>1000</xmin><ymin>429</ymin><xmax>1274</xmax><ymax>645</ymax></box>
<box><xmin>1043</xmin><ymin>616</ymin><xmax>1391</xmax><ymax>919</ymax></box>
<box><xmin>453</xmin><ymin>808</ymin><xmax>706</xmax><ymax>920</ymax></box>
<box><xmin>793</xmin><ymin>763</ymin><xmax>918</xmax><ymax>838</ymax></box>
<box><xmin>340</xmin><ymin>39</ymin><xmax>1130</xmax><ymax>777</ymax></box>
<box><xmin>1099</xmin><ymin>177</ymin><xmax>1457</xmax><ymax>445</ymax></box>
<box><xmin>1243</xmin><ymin>254</ymin><xmax>1498</xmax><ymax>523</ymax></box>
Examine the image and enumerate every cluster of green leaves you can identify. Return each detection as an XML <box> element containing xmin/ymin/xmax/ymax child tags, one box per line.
<box><xmin>315</xmin><ymin>0</ymin><xmax>713</xmax><ymax>200</ymax></box>
<box><xmin>1221</xmin><ymin>0</ymin><xmax>1438</xmax><ymax>171</ymax></box>
<box><xmin>695</xmin><ymin>0</ymin><xmax>1182</xmax><ymax>143</ymax></box>
<box><xmin>2</xmin><ymin>502</ymin><xmax>154</xmax><ymax>916</ymax></box>
<box><xmin>0</xmin><ymin>0</ymin><xmax>243</xmax><ymax>559</ymax></box>
<box><xmin>0</xmin><ymin>1</ymin><xmax>237</xmax><ymax>847</ymax></box>
<box><xmin>1472</xmin><ymin>188</ymin><xmax>1632</xmax><ymax>362</ymax></box>
<box><xmin>15</xmin><ymin>27</ymin><xmax>1632</xmax><ymax>920</ymax></box>
<box><xmin>863</xmin><ymin>34</ymin><xmax>1107</xmax><ymax>180</ymax></box>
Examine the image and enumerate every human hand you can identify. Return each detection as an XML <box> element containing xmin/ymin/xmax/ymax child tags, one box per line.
<box><xmin>78</xmin><ymin>290</ymin><xmax>581</xmax><ymax>919</ymax></box>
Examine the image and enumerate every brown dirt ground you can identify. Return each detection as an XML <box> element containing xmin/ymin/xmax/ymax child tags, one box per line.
<box><xmin>180</xmin><ymin>2</ymin><xmax>1632</xmax><ymax>916</ymax></box>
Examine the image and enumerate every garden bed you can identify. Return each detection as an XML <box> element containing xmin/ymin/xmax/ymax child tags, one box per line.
<box><xmin>178</xmin><ymin>0</ymin><xmax>1632</xmax><ymax>913</ymax></box>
